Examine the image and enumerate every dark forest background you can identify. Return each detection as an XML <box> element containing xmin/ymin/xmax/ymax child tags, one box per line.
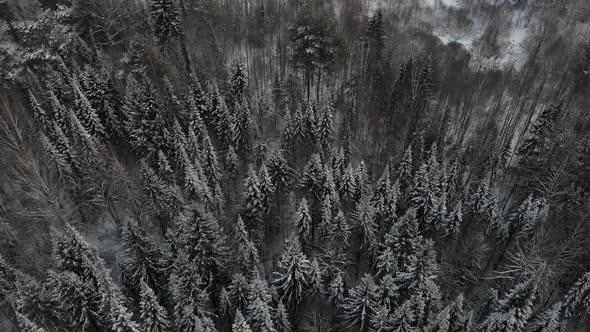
<box><xmin>1</xmin><ymin>0</ymin><xmax>590</xmax><ymax>331</ymax></box>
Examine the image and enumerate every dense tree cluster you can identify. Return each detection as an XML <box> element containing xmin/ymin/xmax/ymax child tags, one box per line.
<box><xmin>0</xmin><ymin>0</ymin><xmax>590</xmax><ymax>331</ymax></box>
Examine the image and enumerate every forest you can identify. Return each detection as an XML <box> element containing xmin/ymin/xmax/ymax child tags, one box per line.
<box><xmin>0</xmin><ymin>0</ymin><xmax>590</xmax><ymax>331</ymax></box>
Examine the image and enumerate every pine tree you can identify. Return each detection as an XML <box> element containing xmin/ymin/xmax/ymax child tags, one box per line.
<box><xmin>226</xmin><ymin>145</ymin><xmax>239</xmax><ymax>179</ymax></box>
<box><xmin>229</xmin><ymin>273</ymin><xmax>250</xmax><ymax>314</ymax></box>
<box><xmin>233</xmin><ymin>310</ymin><xmax>253</xmax><ymax>332</ymax></box>
<box><xmin>244</xmin><ymin>166</ymin><xmax>264</xmax><ymax>223</ymax></box>
<box><xmin>233</xmin><ymin>100</ymin><xmax>255</xmax><ymax>153</ymax></box>
<box><xmin>139</xmin><ymin>280</ymin><xmax>170</xmax><ymax>332</ymax></box>
<box><xmin>316</xmin><ymin>101</ymin><xmax>334</xmax><ymax>154</ymax></box>
<box><xmin>355</xmin><ymin>196</ymin><xmax>378</xmax><ymax>253</ymax></box>
<box><xmin>443</xmin><ymin>200</ymin><xmax>463</xmax><ymax>238</ymax></box>
<box><xmin>379</xmin><ymin>274</ymin><xmax>401</xmax><ymax>310</ymax></box>
<box><xmin>384</xmin><ymin>208</ymin><xmax>422</xmax><ymax>275</ymax></box>
<box><xmin>328</xmin><ymin>273</ymin><xmax>346</xmax><ymax>304</ymax></box>
<box><xmin>411</xmin><ymin>163</ymin><xmax>438</xmax><ymax>226</ymax></box>
<box><xmin>340</xmin><ymin>274</ymin><xmax>379</xmax><ymax>331</ymax></box>
<box><xmin>391</xmin><ymin>300</ymin><xmax>417</xmax><ymax>332</ymax></box>
<box><xmin>273</xmin><ymin>302</ymin><xmax>292</xmax><ymax>332</ymax></box>
<box><xmin>273</xmin><ymin>238</ymin><xmax>312</xmax><ymax>309</ymax></box>
<box><xmin>480</xmin><ymin>273</ymin><xmax>541</xmax><ymax>332</ymax></box>
<box><xmin>340</xmin><ymin>164</ymin><xmax>357</xmax><ymax>202</ymax></box>
<box><xmin>519</xmin><ymin>101</ymin><xmax>563</xmax><ymax>156</ymax></box>
<box><xmin>73</xmin><ymin>83</ymin><xmax>108</xmax><ymax>140</ymax></box>
<box><xmin>202</xmin><ymin>133</ymin><xmax>221</xmax><ymax>187</ymax></box>
<box><xmin>29</xmin><ymin>91</ymin><xmax>51</xmax><ymax>133</ymax></box>
<box><xmin>171</xmin><ymin>207</ymin><xmax>229</xmax><ymax>283</ymax></box>
<box><xmin>564</xmin><ymin>271</ymin><xmax>590</xmax><ymax>318</ymax></box>
<box><xmin>151</xmin><ymin>0</ymin><xmax>181</xmax><ymax>47</ymax></box>
<box><xmin>231</xmin><ymin>62</ymin><xmax>248</xmax><ymax>103</ymax></box>
<box><xmin>16</xmin><ymin>311</ymin><xmax>46</xmax><ymax>332</ymax></box>
<box><xmin>370</xmin><ymin>305</ymin><xmax>395</xmax><ymax>332</ymax></box>
<box><xmin>267</xmin><ymin>150</ymin><xmax>292</xmax><ymax>192</ymax></box>
<box><xmin>258</xmin><ymin>164</ymin><xmax>275</xmax><ymax>214</ymax></box>
<box><xmin>246</xmin><ymin>275</ymin><xmax>276</xmax><ymax>332</ymax></box>
<box><xmin>309</xmin><ymin>259</ymin><xmax>323</xmax><ymax>295</ymax></box>
<box><xmin>329</xmin><ymin>210</ymin><xmax>351</xmax><ymax>247</ymax></box>
<box><xmin>398</xmin><ymin>145</ymin><xmax>414</xmax><ymax>186</ymax></box>
<box><xmin>121</xmin><ymin>222</ymin><xmax>164</xmax><ymax>294</ymax></box>
<box><xmin>296</xmin><ymin>198</ymin><xmax>312</xmax><ymax>244</ymax></box>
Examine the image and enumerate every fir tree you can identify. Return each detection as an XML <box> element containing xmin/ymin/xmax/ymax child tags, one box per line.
<box><xmin>355</xmin><ymin>196</ymin><xmax>378</xmax><ymax>253</ymax></box>
<box><xmin>232</xmin><ymin>310</ymin><xmax>253</xmax><ymax>332</ymax></box>
<box><xmin>244</xmin><ymin>166</ymin><xmax>264</xmax><ymax>223</ymax></box>
<box><xmin>564</xmin><ymin>271</ymin><xmax>590</xmax><ymax>318</ymax></box>
<box><xmin>273</xmin><ymin>302</ymin><xmax>292</xmax><ymax>332</ymax></box>
<box><xmin>328</xmin><ymin>273</ymin><xmax>346</xmax><ymax>304</ymax></box>
<box><xmin>329</xmin><ymin>210</ymin><xmax>351</xmax><ymax>247</ymax></box>
<box><xmin>379</xmin><ymin>274</ymin><xmax>401</xmax><ymax>310</ymax></box>
<box><xmin>258</xmin><ymin>164</ymin><xmax>275</xmax><ymax>214</ymax></box>
<box><xmin>316</xmin><ymin>101</ymin><xmax>334</xmax><ymax>154</ymax></box>
<box><xmin>150</xmin><ymin>0</ymin><xmax>181</xmax><ymax>47</ymax></box>
<box><xmin>231</xmin><ymin>62</ymin><xmax>248</xmax><ymax>103</ymax></box>
<box><xmin>121</xmin><ymin>222</ymin><xmax>164</xmax><ymax>294</ymax></box>
<box><xmin>340</xmin><ymin>164</ymin><xmax>357</xmax><ymax>202</ymax></box>
<box><xmin>229</xmin><ymin>273</ymin><xmax>250</xmax><ymax>314</ymax></box>
<box><xmin>267</xmin><ymin>150</ymin><xmax>292</xmax><ymax>192</ymax></box>
<box><xmin>273</xmin><ymin>238</ymin><xmax>312</xmax><ymax>309</ymax></box>
<box><xmin>16</xmin><ymin>311</ymin><xmax>46</xmax><ymax>332</ymax></box>
<box><xmin>340</xmin><ymin>274</ymin><xmax>379</xmax><ymax>331</ymax></box>
<box><xmin>139</xmin><ymin>280</ymin><xmax>170</xmax><ymax>332</ymax></box>
<box><xmin>296</xmin><ymin>198</ymin><xmax>312</xmax><ymax>244</ymax></box>
<box><xmin>443</xmin><ymin>200</ymin><xmax>463</xmax><ymax>238</ymax></box>
<box><xmin>529</xmin><ymin>302</ymin><xmax>563</xmax><ymax>332</ymax></box>
<box><xmin>309</xmin><ymin>259</ymin><xmax>323</xmax><ymax>295</ymax></box>
<box><xmin>384</xmin><ymin>208</ymin><xmax>422</xmax><ymax>275</ymax></box>
<box><xmin>398</xmin><ymin>145</ymin><xmax>414</xmax><ymax>186</ymax></box>
<box><xmin>29</xmin><ymin>91</ymin><xmax>50</xmax><ymax>133</ymax></box>
<box><xmin>226</xmin><ymin>145</ymin><xmax>239</xmax><ymax>179</ymax></box>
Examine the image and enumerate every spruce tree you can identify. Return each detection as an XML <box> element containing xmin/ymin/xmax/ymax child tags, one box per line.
<box><xmin>296</xmin><ymin>198</ymin><xmax>312</xmax><ymax>245</ymax></box>
<box><xmin>328</xmin><ymin>273</ymin><xmax>346</xmax><ymax>304</ymax></box>
<box><xmin>340</xmin><ymin>274</ymin><xmax>379</xmax><ymax>331</ymax></box>
<box><xmin>564</xmin><ymin>271</ymin><xmax>590</xmax><ymax>318</ymax></box>
<box><xmin>529</xmin><ymin>302</ymin><xmax>563</xmax><ymax>332</ymax></box>
<box><xmin>150</xmin><ymin>0</ymin><xmax>181</xmax><ymax>47</ymax></box>
<box><xmin>121</xmin><ymin>222</ymin><xmax>164</xmax><ymax>294</ymax></box>
<box><xmin>139</xmin><ymin>280</ymin><xmax>170</xmax><ymax>332</ymax></box>
<box><xmin>273</xmin><ymin>238</ymin><xmax>312</xmax><ymax>309</ymax></box>
<box><xmin>231</xmin><ymin>62</ymin><xmax>248</xmax><ymax>103</ymax></box>
<box><xmin>232</xmin><ymin>310</ymin><xmax>253</xmax><ymax>332</ymax></box>
<box><xmin>273</xmin><ymin>302</ymin><xmax>292</xmax><ymax>332</ymax></box>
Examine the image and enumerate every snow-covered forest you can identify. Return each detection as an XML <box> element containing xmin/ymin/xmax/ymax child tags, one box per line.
<box><xmin>1</xmin><ymin>0</ymin><xmax>590</xmax><ymax>331</ymax></box>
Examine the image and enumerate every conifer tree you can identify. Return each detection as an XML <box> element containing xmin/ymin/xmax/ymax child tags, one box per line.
<box><xmin>443</xmin><ymin>200</ymin><xmax>463</xmax><ymax>238</ymax></box>
<box><xmin>398</xmin><ymin>145</ymin><xmax>414</xmax><ymax>186</ymax></box>
<box><xmin>231</xmin><ymin>63</ymin><xmax>248</xmax><ymax>103</ymax></box>
<box><xmin>73</xmin><ymin>83</ymin><xmax>107</xmax><ymax>140</ymax></box>
<box><xmin>232</xmin><ymin>310</ymin><xmax>253</xmax><ymax>332</ymax></box>
<box><xmin>379</xmin><ymin>274</ymin><xmax>401</xmax><ymax>310</ymax></box>
<box><xmin>316</xmin><ymin>101</ymin><xmax>334</xmax><ymax>154</ymax></box>
<box><xmin>16</xmin><ymin>311</ymin><xmax>46</xmax><ymax>332</ymax></box>
<box><xmin>139</xmin><ymin>280</ymin><xmax>170</xmax><ymax>332</ymax></box>
<box><xmin>296</xmin><ymin>198</ymin><xmax>312</xmax><ymax>244</ymax></box>
<box><xmin>480</xmin><ymin>273</ymin><xmax>541</xmax><ymax>332</ymax></box>
<box><xmin>340</xmin><ymin>164</ymin><xmax>357</xmax><ymax>202</ymax></box>
<box><xmin>529</xmin><ymin>302</ymin><xmax>563</xmax><ymax>332</ymax></box>
<box><xmin>309</xmin><ymin>259</ymin><xmax>323</xmax><ymax>295</ymax></box>
<box><xmin>274</xmin><ymin>302</ymin><xmax>292</xmax><ymax>332</ymax></box>
<box><xmin>121</xmin><ymin>222</ymin><xmax>164</xmax><ymax>294</ymax></box>
<box><xmin>229</xmin><ymin>273</ymin><xmax>250</xmax><ymax>314</ymax></box>
<box><xmin>150</xmin><ymin>0</ymin><xmax>181</xmax><ymax>47</ymax></box>
<box><xmin>226</xmin><ymin>145</ymin><xmax>239</xmax><ymax>179</ymax></box>
<box><xmin>201</xmin><ymin>133</ymin><xmax>221</xmax><ymax>187</ymax></box>
<box><xmin>391</xmin><ymin>300</ymin><xmax>417</xmax><ymax>332</ymax></box>
<box><xmin>411</xmin><ymin>163</ymin><xmax>438</xmax><ymax>225</ymax></box>
<box><xmin>29</xmin><ymin>91</ymin><xmax>51</xmax><ymax>133</ymax></box>
<box><xmin>244</xmin><ymin>166</ymin><xmax>264</xmax><ymax>223</ymax></box>
<box><xmin>267</xmin><ymin>150</ymin><xmax>292</xmax><ymax>192</ymax></box>
<box><xmin>258</xmin><ymin>164</ymin><xmax>275</xmax><ymax>214</ymax></box>
<box><xmin>370</xmin><ymin>305</ymin><xmax>395</xmax><ymax>332</ymax></box>
<box><xmin>340</xmin><ymin>274</ymin><xmax>379</xmax><ymax>331</ymax></box>
<box><xmin>246</xmin><ymin>275</ymin><xmax>276</xmax><ymax>332</ymax></box>
<box><xmin>564</xmin><ymin>271</ymin><xmax>590</xmax><ymax>318</ymax></box>
<box><xmin>384</xmin><ymin>209</ymin><xmax>422</xmax><ymax>274</ymax></box>
<box><xmin>233</xmin><ymin>100</ymin><xmax>255</xmax><ymax>153</ymax></box>
<box><xmin>355</xmin><ymin>196</ymin><xmax>378</xmax><ymax>253</ymax></box>
<box><xmin>329</xmin><ymin>210</ymin><xmax>351</xmax><ymax>247</ymax></box>
<box><xmin>273</xmin><ymin>238</ymin><xmax>312</xmax><ymax>309</ymax></box>
<box><xmin>328</xmin><ymin>273</ymin><xmax>346</xmax><ymax>304</ymax></box>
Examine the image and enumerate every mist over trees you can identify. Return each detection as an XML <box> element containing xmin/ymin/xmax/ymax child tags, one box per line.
<box><xmin>1</xmin><ymin>0</ymin><xmax>590</xmax><ymax>331</ymax></box>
